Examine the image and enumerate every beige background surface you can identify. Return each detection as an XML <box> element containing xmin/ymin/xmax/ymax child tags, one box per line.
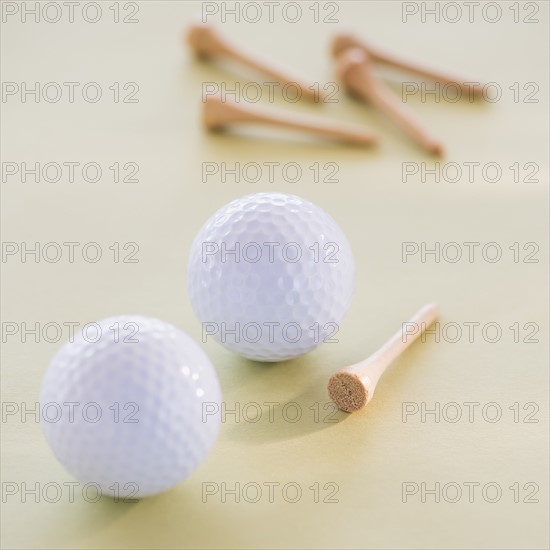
<box><xmin>1</xmin><ymin>1</ymin><xmax>549</xmax><ymax>549</ymax></box>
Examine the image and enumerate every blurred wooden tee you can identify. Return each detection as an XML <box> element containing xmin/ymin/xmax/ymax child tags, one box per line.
<box><xmin>336</xmin><ymin>48</ymin><xmax>444</xmax><ymax>156</ymax></box>
<box><xmin>188</xmin><ymin>21</ymin><xmax>323</xmax><ymax>101</ymax></box>
<box><xmin>203</xmin><ymin>94</ymin><xmax>377</xmax><ymax>146</ymax></box>
<box><xmin>332</xmin><ymin>31</ymin><xmax>484</xmax><ymax>97</ymax></box>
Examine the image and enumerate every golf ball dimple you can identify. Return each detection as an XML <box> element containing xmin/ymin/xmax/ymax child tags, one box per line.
<box><xmin>40</xmin><ymin>315</ymin><xmax>222</xmax><ymax>499</ymax></box>
<box><xmin>188</xmin><ymin>192</ymin><xmax>355</xmax><ymax>361</ymax></box>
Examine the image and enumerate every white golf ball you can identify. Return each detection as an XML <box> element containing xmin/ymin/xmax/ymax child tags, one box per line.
<box><xmin>188</xmin><ymin>192</ymin><xmax>355</xmax><ymax>361</ymax></box>
<box><xmin>40</xmin><ymin>315</ymin><xmax>221</xmax><ymax>499</ymax></box>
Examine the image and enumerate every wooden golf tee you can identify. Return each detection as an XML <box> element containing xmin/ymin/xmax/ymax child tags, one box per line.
<box><xmin>328</xmin><ymin>303</ymin><xmax>439</xmax><ymax>412</ymax></box>
<box><xmin>203</xmin><ymin>94</ymin><xmax>377</xmax><ymax>146</ymax></box>
<box><xmin>188</xmin><ymin>21</ymin><xmax>322</xmax><ymax>101</ymax></box>
<box><xmin>337</xmin><ymin>48</ymin><xmax>444</xmax><ymax>156</ymax></box>
<box><xmin>332</xmin><ymin>32</ymin><xmax>484</xmax><ymax>97</ymax></box>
